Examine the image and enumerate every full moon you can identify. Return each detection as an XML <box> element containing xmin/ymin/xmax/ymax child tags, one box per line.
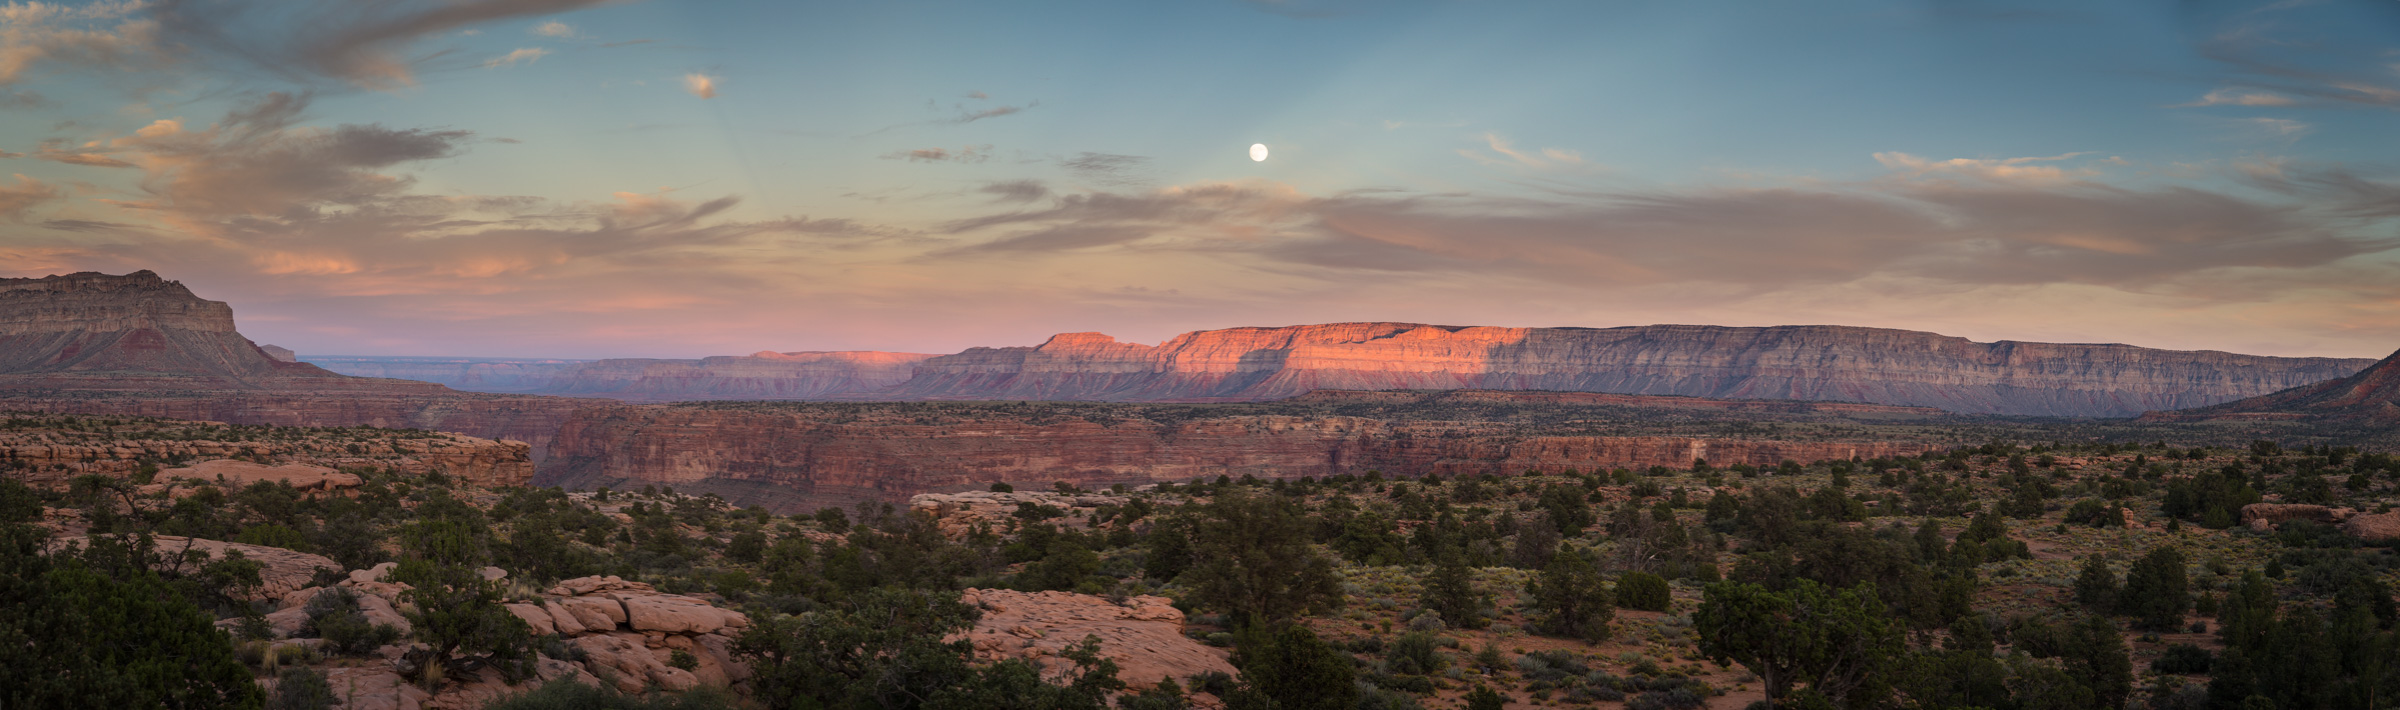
<box><xmin>1249</xmin><ymin>143</ymin><xmax>1269</xmax><ymax>162</ymax></box>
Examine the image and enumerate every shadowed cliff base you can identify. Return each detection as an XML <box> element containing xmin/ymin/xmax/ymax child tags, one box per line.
<box><xmin>533</xmin><ymin>389</ymin><xmax>2393</xmax><ymax>513</ymax></box>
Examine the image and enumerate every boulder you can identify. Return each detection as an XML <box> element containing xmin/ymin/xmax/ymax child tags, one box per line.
<box><xmin>505</xmin><ymin>603</ymin><xmax>555</xmax><ymax>636</ymax></box>
<box><xmin>2241</xmin><ymin>503</ymin><xmax>2344</xmax><ymax>525</ymax></box>
<box><xmin>618</xmin><ymin>593</ymin><xmax>746</xmax><ymax>635</ymax></box>
<box><xmin>543</xmin><ymin>600</ymin><xmax>588</xmax><ymax>636</ymax></box>
<box><xmin>558</xmin><ymin>596</ymin><xmax>625</xmax><ymax>630</ymax></box>
<box><xmin>2343</xmin><ymin>512</ymin><xmax>2400</xmax><ymax>542</ymax></box>
<box><xmin>569</xmin><ymin>633</ymin><xmax>676</xmax><ymax>695</ymax></box>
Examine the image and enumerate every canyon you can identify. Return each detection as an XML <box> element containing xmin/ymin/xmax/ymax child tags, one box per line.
<box><xmin>313</xmin><ymin>322</ymin><xmax>2373</xmax><ymax>418</ymax></box>
<box><xmin>8</xmin><ymin>270</ymin><xmax>2395</xmax><ymax>512</ymax></box>
<box><xmin>537</xmin><ymin>393</ymin><xmax>1951</xmax><ymax>513</ymax></box>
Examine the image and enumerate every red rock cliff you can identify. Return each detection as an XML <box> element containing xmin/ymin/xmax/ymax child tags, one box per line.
<box><xmin>2146</xmin><ymin>346</ymin><xmax>2400</xmax><ymax>423</ymax></box>
<box><xmin>0</xmin><ymin>271</ymin><xmax>345</xmax><ymax>384</ymax></box>
<box><xmin>538</xmin><ymin>400</ymin><xmax>1938</xmax><ymax>512</ymax></box>
<box><xmin>891</xmin><ymin>323</ymin><xmax>2372</xmax><ymax>417</ymax></box>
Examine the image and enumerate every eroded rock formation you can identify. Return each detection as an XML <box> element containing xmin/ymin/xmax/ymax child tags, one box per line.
<box><xmin>893</xmin><ymin>323</ymin><xmax>2371</xmax><ymax>417</ymax></box>
<box><xmin>2148</xmin><ymin>346</ymin><xmax>2400</xmax><ymax>423</ymax></box>
<box><xmin>959</xmin><ymin>588</ymin><xmax>1234</xmax><ymax>689</ymax></box>
<box><xmin>541</xmin><ymin>398</ymin><xmax>1940</xmax><ymax>512</ymax></box>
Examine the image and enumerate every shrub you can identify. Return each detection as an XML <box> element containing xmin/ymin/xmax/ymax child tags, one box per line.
<box><xmin>266</xmin><ymin>666</ymin><xmax>335</xmax><ymax>710</ymax></box>
<box><xmin>300</xmin><ymin>587</ymin><xmax>403</xmax><ymax>655</ymax></box>
<box><xmin>1385</xmin><ymin>631</ymin><xmax>1446</xmax><ymax>675</ymax></box>
<box><xmin>1617</xmin><ymin>571</ymin><xmax>1672</xmax><ymax>612</ymax></box>
<box><xmin>481</xmin><ymin>679</ymin><xmax>743</xmax><ymax>710</ymax></box>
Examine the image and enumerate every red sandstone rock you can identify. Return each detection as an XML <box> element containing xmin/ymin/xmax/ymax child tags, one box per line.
<box><xmin>2342</xmin><ymin>512</ymin><xmax>2400</xmax><ymax>542</ymax></box>
<box><xmin>541</xmin><ymin>402</ymin><xmax>1939</xmax><ymax>512</ymax></box>
<box><xmin>960</xmin><ymin>588</ymin><xmax>1234</xmax><ymax>688</ymax></box>
<box><xmin>892</xmin><ymin>323</ymin><xmax>2369</xmax><ymax>417</ymax></box>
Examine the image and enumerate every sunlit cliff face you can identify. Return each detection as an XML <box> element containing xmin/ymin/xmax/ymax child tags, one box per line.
<box><xmin>2</xmin><ymin>0</ymin><xmax>2398</xmax><ymax>359</ymax></box>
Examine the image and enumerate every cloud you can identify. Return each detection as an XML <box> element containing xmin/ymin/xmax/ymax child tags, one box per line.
<box><xmin>682</xmin><ymin>72</ymin><xmax>715</xmax><ymax>98</ymax></box>
<box><xmin>927</xmin><ymin>171</ymin><xmax>2394</xmax><ymax>299</ymax></box>
<box><xmin>978</xmin><ymin>179</ymin><xmax>1048</xmax><ymax>203</ymax></box>
<box><xmin>2180</xmin><ymin>6</ymin><xmax>2400</xmax><ymax>109</ymax></box>
<box><xmin>482</xmin><ymin>47</ymin><xmax>548</xmax><ymax>68</ymax></box>
<box><xmin>0</xmin><ymin>174</ymin><xmax>59</xmax><ymax>219</ymax></box>
<box><xmin>1457</xmin><ymin>133</ymin><xmax>1586</xmax><ymax>170</ymax></box>
<box><xmin>965</xmin><ymin>90</ymin><xmax>987</xmax><ymax>99</ymax></box>
<box><xmin>1872</xmin><ymin>151</ymin><xmax>2097</xmax><ymax>185</ymax></box>
<box><xmin>599</xmin><ymin>39</ymin><xmax>653</xmax><ymax>47</ymax></box>
<box><xmin>949</xmin><ymin>103</ymin><xmax>1026</xmax><ymax>124</ymax></box>
<box><xmin>34</xmin><ymin>144</ymin><xmax>137</xmax><ymax>168</ymax></box>
<box><xmin>530</xmin><ymin>20</ymin><xmax>574</xmax><ymax>37</ymax></box>
<box><xmin>2243</xmin><ymin>117</ymin><xmax>2311</xmax><ymax>137</ymax></box>
<box><xmin>1059</xmin><ymin>152</ymin><xmax>1150</xmax><ymax>186</ymax></box>
<box><xmin>882</xmin><ymin>145</ymin><xmax>990</xmax><ymax>163</ymax></box>
<box><xmin>2177</xmin><ymin>87</ymin><xmax>2296</xmax><ymax>107</ymax></box>
<box><xmin>0</xmin><ymin>0</ymin><xmax>169</xmax><ymax>85</ymax></box>
<box><xmin>150</xmin><ymin>0</ymin><xmax>617</xmax><ymax>89</ymax></box>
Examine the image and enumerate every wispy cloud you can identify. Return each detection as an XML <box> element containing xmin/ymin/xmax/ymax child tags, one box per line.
<box><xmin>1059</xmin><ymin>152</ymin><xmax>1150</xmax><ymax>187</ymax></box>
<box><xmin>1872</xmin><ymin>151</ymin><xmax>2097</xmax><ymax>185</ymax></box>
<box><xmin>0</xmin><ymin>174</ymin><xmax>59</xmax><ymax>219</ymax></box>
<box><xmin>482</xmin><ymin>47</ymin><xmax>549</xmax><ymax>68</ymax></box>
<box><xmin>1457</xmin><ymin>133</ymin><xmax>1586</xmax><ymax>170</ymax></box>
<box><xmin>881</xmin><ymin>145</ymin><xmax>991</xmax><ymax>163</ymax></box>
<box><xmin>530</xmin><ymin>20</ymin><xmax>574</xmax><ymax>38</ymax></box>
<box><xmin>2176</xmin><ymin>87</ymin><xmax>2296</xmax><ymax>107</ymax></box>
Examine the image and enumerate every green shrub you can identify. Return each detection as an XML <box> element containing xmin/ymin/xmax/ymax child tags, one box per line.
<box><xmin>266</xmin><ymin>666</ymin><xmax>334</xmax><ymax>710</ymax></box>
<box><xmin>1616</xmin><ymin>572</ymin><xmax>1672</xmax><ymax>612</ymax></box>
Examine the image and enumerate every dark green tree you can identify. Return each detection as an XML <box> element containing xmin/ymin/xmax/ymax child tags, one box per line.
<box><xmin>2118</xmin><ymin>547</ymin><xmax>2189</xmax><ymax>631</ymax></box>
<box><xmin>1525</xmin><ymin>547</ymin><xmax>1613</xmax><ymax>641</ymax></box>
<box><xmin>1693</xmin><ymin>579</ymin><xmax>1900</xmax><ymax>709</ymax></box>
<box><xmin>1418</xmin><ymin>550</ymin><xmax>1488</xmax><ymax>630</ymax></box>
<box><xmin>0</xmin><ymin>481</ymin><xmax>260</xmax><ymax>708</ymax></box>
<box><xmin>1231</xmin><ymin>624</ymin><xmax>1356</xmax><ymax>710</ymax></box>
<box><xmin>392</xmin><ymin>516</ymin><xmax>535</xmax><ymax>687</ymax></box>
<box><xmin>2073</xmin><ymin>556</ymin><xmax>2118</xmax><ymax>612</ymax></box>
<box><xmin>1179</xmin><ymin>492</ymin><xmax>1342</xmax><ymax>626</ymax></box>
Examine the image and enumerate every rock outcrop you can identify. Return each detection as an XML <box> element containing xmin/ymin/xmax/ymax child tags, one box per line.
<box><xmin>0</xmin><ymin>413</ymin><xmax>535</xmax><ymax>488</ymax></box>
<box><xmin>891</xmin><ymin>323</ymin><xmax>2370</xmax><ymax>417</ymax></box>
<box><xmin>541</xmin><ymin>397</ymin><xmax>1940</xmax><ymax>512</ymax></box>
<box><xmin>297</xmin><ymin>357</ymin><xmax>588</xmax><ymax>393</ymax></box>
<box><xmin>959</xmin><ymin>588</ymin><xmax>1234</xmax><ymax>689</ymax></box>
<box><xmin>0</xmin><ymin>271</ymin><xmax>604</xmax><ymax>462</ymax></box>
<box><xmin>253</xmin><ymin>573</ymin><xmax>748</xmax><ymax>708</ymax></box>
<box><xmin>2149</xmin><ymin>346</ymin><xmax>2400</xmax><ymax>423</ymax></box>
<box><xmin>0</xmin><ymin>271</ymin><xmax>347</xmax><ymax>385</ymax></box>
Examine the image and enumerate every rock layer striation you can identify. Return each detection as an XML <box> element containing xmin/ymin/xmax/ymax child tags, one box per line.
<box><xmin>894</xmin><ymin>323</ymin><xmax>2372</xmax><ymax>417</ymax></box>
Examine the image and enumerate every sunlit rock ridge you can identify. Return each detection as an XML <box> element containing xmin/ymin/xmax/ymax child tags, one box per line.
<box><xmin>887</xmin><ymin>323</ymin><xmax>2374</xmax><ymax>417</ymax></box>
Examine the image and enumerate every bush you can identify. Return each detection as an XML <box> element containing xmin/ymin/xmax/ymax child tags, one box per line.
<box><xmin>266</xmin><ymin>666</ymin><xmax>335</xmax><ymax>710</ymax></box>
<box><xmin>482</xmin><ymin>679</ymin><xmax>743</xmax><ymax>710</ymax></box>
<box><xmin>1628</xmin><ymin>688</ymin><xmax>1707</xmax><ymax>710</ymax></box>
<box><xmin>1617</xmin><ymin>572</ymin><xmax>1672</xmax><ymax>612</ymax></box>
<box><xmin>1385</xmin><ymin>632</ymin><xmax>1447</xmax><ymax>675</ymax></box>
<box><xmin>300</xmin><ymin>587</ymin><xmax>402</xmax><ymax>655</ymax></box>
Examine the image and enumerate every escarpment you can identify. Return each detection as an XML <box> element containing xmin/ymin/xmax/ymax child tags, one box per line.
<box><xmin>892</xmin><ymin>323</ymin><xmax>2373</xmax><ymax>417</ymax></box>
<box><xmin>538</xmin><ymin>396</ymin><xmax>1942</xmax><ymax>513</ymax></box>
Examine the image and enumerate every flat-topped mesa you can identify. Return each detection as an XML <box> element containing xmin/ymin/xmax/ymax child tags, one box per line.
<box><xmin>895</xmin><ymin>322</ymin><xmax>2374</xmax><ymax>417</ymax></box>
<box><xmin>0</xmin><ymin>270</ymin><xmax>345</xmax><ymax>384</ymax></box>
<box><xmin>2147</xmin><ymin>346</ymin><xmax>2400</xmax><ymax>423</ymax></box>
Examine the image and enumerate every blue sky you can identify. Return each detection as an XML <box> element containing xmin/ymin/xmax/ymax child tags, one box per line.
<box><xmin>2</xmin><ymin>0</ymin><xmax>2397</xmax><ymax>358</ymax></box>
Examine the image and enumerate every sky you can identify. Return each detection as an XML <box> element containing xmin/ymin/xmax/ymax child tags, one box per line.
<box><xmin>1</xmin><ymin>0</ymin><xmax>2398</xmax><ymax>359</ymax></box>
